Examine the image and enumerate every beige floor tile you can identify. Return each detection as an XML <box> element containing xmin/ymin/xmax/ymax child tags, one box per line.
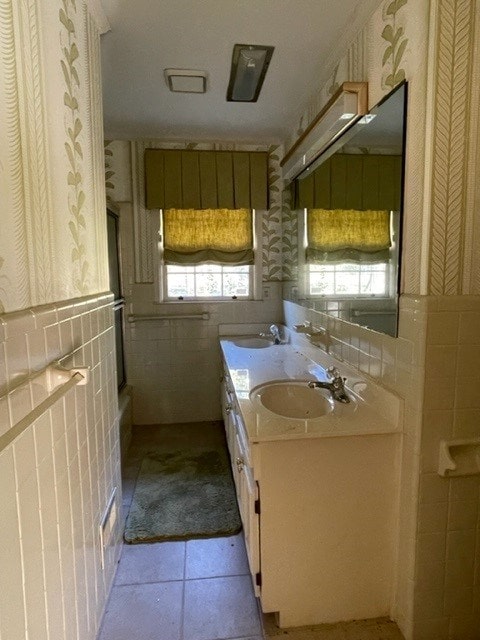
<box><xmin>185</xmin><ymin>533</ymin><xmax>250</xmax><ymax>579</ymax></box>
<box><xmin>184</xmin><ymin>575</ymin><xmax>262</xmax><ymax>640</ymax></box>
<box><xmin>114</xmin><ymin>540</ymin><xmax>186</xmax><ymax>585</ymax></box>
<box><xmin>97</xmin><ymin>581</ymin><xmax>183</xmax><ymax>640</ymax></box>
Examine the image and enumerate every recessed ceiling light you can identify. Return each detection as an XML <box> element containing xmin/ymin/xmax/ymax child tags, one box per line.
<box><xmin>164</xmin><ymin>69</ymin><xmax>207</xmax><ymax>93</ymax></box>
<box><xmin>226</xmin><ymin>44</ymin><xmax>274</xmax><ymax>102</ymax></box>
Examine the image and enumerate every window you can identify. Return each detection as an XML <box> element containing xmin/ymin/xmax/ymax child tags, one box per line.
<box><xmin>308</xmin><ymin>262</ymin><xmax>389</xmax><ymax>297</ymax></box>
<box><xmin>159</xmin><ymin>208</ymin><xmax>261</xmax><ymax>301</ymax></box>
<box><xmin>299</xmin><ymin>208</ymin><xmax>394</xmax><ymax>300</ymax></box>
<box><xmin>165</xmin><ymin>264</ymin><xmax>251</xmax><ymax>300</ymax></box>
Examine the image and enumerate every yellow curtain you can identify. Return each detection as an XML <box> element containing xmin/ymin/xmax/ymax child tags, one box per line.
<box><xmin>307</xmin><ymin>208</ymin><xmax>391</xmax><ymax>263</ymax></box>
<box><xmin>163</xmin><ymin>208</ymin><xmax>254</xmax><ymax>265</ymax></box>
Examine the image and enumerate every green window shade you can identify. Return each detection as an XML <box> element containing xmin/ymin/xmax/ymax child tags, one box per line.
<box><xmin>215</xmin><ymin>153</ymin><xmax>235</xmax><ymax>209</ymax></box>
<box><xmin>307</xmin><ymin>208</ymin><xmax>391</xmax><ymax>263</ymax></box>
<box><xmin>199</xmin><ymin>152</ymin><xmax>218</xmax><ymax>209</ymax></box>
<box><xmin>233</xmin><ymin>153</ymin><xmax>250</xmax><ymax>208</ymax></box>
<box><xmin>164</xmin><ymin>151</ymin><xmax>182</xmax><ymax>208</ymax></box>
<box><xmin>145</xmin><ymin>149</ymin><xmax>269</xmax><ymax>210</ymax></box>
<box><xmin>294</xmin><ymin>155</ymin><xmax>402</xmax><ymax>211</ymax></box>
<box><xmin>163</xmin><ymin>208</ymin><xmax>254</xmax><ymax>265</ymax></box>
<box><xmin>181</xmin><ymin>152</ymin><xmax>201</xmax><ymax>209</ymax></box>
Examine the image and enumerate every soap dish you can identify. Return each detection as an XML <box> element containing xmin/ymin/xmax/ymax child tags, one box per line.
<box><xmin>438</xmin><ymin>438</ymin><xmax>480</xmax><ymax>477</ymax></box>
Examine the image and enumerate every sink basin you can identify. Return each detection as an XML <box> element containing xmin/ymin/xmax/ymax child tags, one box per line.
<box><xmin>250</xmin><ymin>380</ymin><xmax>334</xmax><ymax>419</ymax></box>
<box><xmin>232</xmin><ymin>336</ymin><xmax>273</xmax><ymax>349</ymax></box>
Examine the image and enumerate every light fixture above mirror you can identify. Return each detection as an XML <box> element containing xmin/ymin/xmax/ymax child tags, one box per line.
<box><xmin>281</xmin><ymin>82</ymin><xmax>368</xmax><ymax>181</ymax></box>
<box><xmin>226</xmin><ymin>44</ymin><xmax>274</xmax><ymax>102</ymax></box>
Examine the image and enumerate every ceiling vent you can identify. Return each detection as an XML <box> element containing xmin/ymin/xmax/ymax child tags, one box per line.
<box><xmin>164</xmin><ymin>69</ymin><xmax>207</xmax><ymax>93</ymax></box>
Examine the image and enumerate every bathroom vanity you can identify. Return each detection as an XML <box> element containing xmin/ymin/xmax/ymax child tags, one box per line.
<box><xmin>220</xmin><ymin>334</ymin><xmax>402</xmax><ymax>628</ymax></box>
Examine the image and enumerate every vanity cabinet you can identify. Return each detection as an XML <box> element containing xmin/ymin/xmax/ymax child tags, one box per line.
<box><xmin>221</xmin><ymin>370</ymin><xmax>260</xmax><ymax>594</ymax></box>
<box><xmin>221</xmin><ymin>356</ymin><xmax>401</xmax><ymax>628</ymax></box>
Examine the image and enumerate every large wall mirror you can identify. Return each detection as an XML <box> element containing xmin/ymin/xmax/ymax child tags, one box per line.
<box><xmin>283</xmin><ymin>82</ymin><xmax>407</xmax><ymax>337</ymax></box>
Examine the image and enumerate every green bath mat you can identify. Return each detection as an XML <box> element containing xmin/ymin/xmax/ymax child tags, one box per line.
<box><xmin>124</xmin><ymin>448</ymin><xmax>241</xmax><ymax>543</ymax></box>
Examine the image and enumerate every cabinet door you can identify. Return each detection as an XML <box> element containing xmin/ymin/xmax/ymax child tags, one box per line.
<box><xmin>239</xmin><ymin>460</ymin><xmax>261</xmax><ymax>595</ymax></box>
<box><xmin>221</xmin><ymin>375</ymin><xmax>260</xmax><ymax>594</ymax></box>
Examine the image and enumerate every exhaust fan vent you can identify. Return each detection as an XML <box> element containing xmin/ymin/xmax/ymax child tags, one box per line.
<box><xmin>164</xmin><ymin>68</ymin><xmax>207</xmax><ymax>93</ymax></box>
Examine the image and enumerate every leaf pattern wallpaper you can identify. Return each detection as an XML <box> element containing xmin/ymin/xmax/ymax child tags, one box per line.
<box><xmin>262</xmin><ymin>145</ymin><xmax>283</xmax><ymax>281</ymax></box>
<box><xmin>281</xmin><ymin>183</ymin><xmax>297</xmax><ymax>283</ymax></box>
<box><xmin>60</xmin><ymin>0</ymin><xmax>89</xmax><ymax>295</ymax></box>
<box><xmin>381</xmin><ymin>0</ymin><xmax>408</xmax><ymax>90</ymax></box>
<box><xmin>0</xmin><ymin>0</ymin><xmax>110</xmax><ymax>314</ymax></box>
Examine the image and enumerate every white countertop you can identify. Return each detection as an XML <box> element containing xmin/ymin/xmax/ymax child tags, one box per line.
<box><xmin>220</xmin><ymin>336</ymin><xmax>403</xmax><ymax>443</ymax></box>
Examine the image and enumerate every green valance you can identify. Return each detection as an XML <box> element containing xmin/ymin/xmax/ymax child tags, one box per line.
<box><xmin>294</xmin><ymin>154</ymin><xmax>402</xmax><ymax>211</ymax></box>
<box><xmin>145</xmin><ymin>149</ymin><xmax>269</xmax><ymax>210</ymax></box>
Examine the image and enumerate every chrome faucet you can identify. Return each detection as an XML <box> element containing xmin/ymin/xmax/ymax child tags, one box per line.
<box><xmin>269</xmin><ymin>324</ymin><xmax>281</xmax><ymax>344</ymax></box>
<box><xmin>260</xmin><ymin>324</ymin><xmax>282</xmax><ymax>344</ymax></box>
<box><xmin>308</xmin><ymin>366</ymin><xmax>350</xmax><ymax>403</ymax></box>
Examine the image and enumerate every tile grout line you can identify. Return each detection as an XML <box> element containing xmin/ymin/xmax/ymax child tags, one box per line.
<box><xmin>180</xmin><ymin>540</ymin><xmax>187</xmax><ymax>640</ymax></box>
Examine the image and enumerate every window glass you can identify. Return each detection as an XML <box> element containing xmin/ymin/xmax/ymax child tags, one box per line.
<box><xmin>308</xmin><ymin>263</ymin><xmax>388</xmax><ymax>297</ymax></box>
<box><xmin>166</xmin><ymin>265</ymin><xmax>251</xmax><ymax>299</ymax></box>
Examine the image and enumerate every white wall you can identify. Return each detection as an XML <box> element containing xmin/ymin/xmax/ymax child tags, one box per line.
<box><xmin>0</xmin><ymin>1</ymin><xmax>121</xmax><ymax>638</ymax></box>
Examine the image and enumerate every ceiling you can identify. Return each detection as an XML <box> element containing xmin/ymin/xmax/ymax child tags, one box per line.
<box><xmin>100</xmin><ymin>0</ymin><xmax>382</xmax><ymax>144</ymax></box>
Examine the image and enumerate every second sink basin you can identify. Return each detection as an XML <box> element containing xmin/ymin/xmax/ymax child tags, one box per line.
<box><xmin>250</xmin><ymin>380</ymin><xmax>334</xmax><ymax>420</ymax></box>
<box><xmin>232</xmin><ymin>336</ymin><xmax>273</xmax><ymax>349</ymax></box>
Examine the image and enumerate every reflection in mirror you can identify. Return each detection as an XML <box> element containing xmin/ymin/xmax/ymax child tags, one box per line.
<box><xmin>283</xmin><ymin>82</ymin><xmax>407</xmax><ymax>337</ymax></box>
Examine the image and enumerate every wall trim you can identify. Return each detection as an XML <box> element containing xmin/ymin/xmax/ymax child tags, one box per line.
<box><xmin>84</xmin><ymin>0</ymin><xmax>110</xmax><ymax>34</ymax></box>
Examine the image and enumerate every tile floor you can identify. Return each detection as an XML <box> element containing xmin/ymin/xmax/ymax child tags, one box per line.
<box><xmin>97</xmin><ymin>423</ymin><xmax>405</xmax><ymax>640</ymax></box>
<box><xmin>97</xmin><ymin>423</ymin><xmax>263</xmax><ymax>640</ymax></box>
<box><xmin>97</xmin><ymin>533</ymin><xmax>263</xmax><ymax>640</ymax></box>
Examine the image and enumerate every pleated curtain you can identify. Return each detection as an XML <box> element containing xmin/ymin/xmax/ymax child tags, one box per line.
<box><xmin>145</xmin><ymin>149</ymin><xmax>269</xmax><ymax>210</ymax></box>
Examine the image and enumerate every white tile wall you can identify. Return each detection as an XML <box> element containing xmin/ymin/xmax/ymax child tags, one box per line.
<box><xmin>124</xmin><ymin>283</ymin><xmax>284</xmax><ymax>424</ymax></box>
<box><xmin>414</xmin><ymin>297</ymin><xmax>480</xmax><ymax>639</ymax></box>
<box><xmin>282</xmin><ymin>294</ymin><xmax>480</xmax><ymax>640</ymax></box>
<box><xmin>0</xmin><ymin>293</ymin><xmax>122</xmax><ymax>640</ymax></box>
